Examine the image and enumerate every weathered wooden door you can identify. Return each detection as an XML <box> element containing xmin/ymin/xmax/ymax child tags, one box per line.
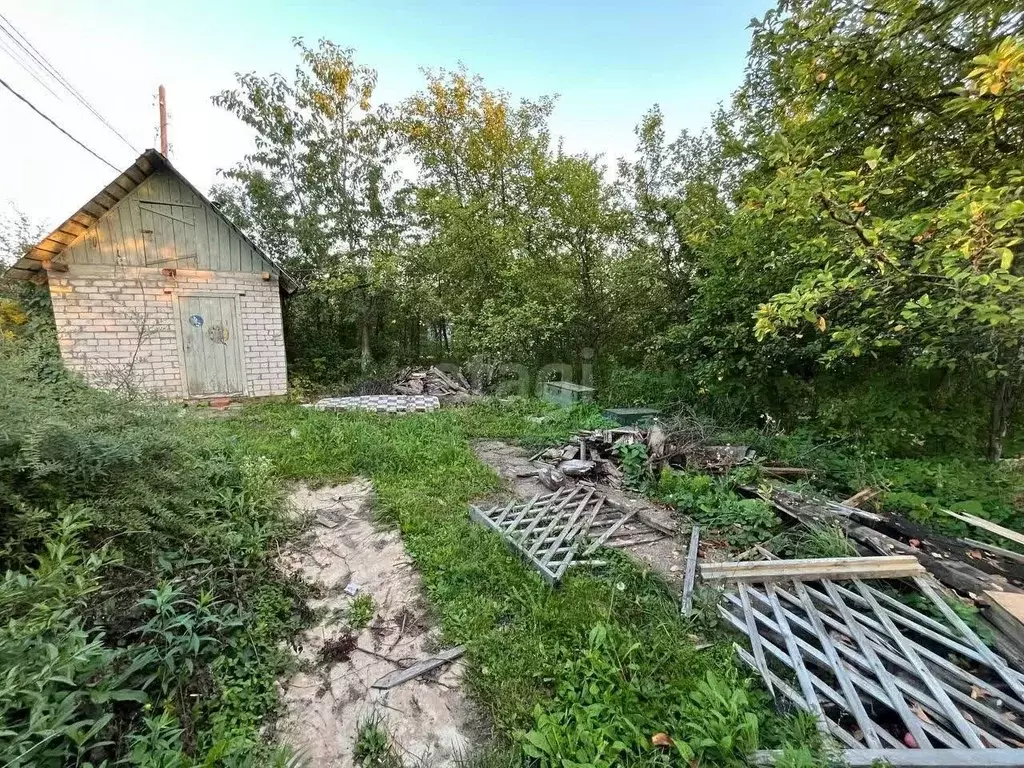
<box><xmin>178</xmin><ymin>295</ymin><xmax>244</xmax><ymax>396</ymax></box>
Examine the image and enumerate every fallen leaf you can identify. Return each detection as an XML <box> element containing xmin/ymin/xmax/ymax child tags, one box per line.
<box><xmin>910</xmin><ymin>703</ymin><xmax>934</xmax><ymax>724</ymax></box>
<box><xmin>967</xmin><ymin>549</ymin><xmax>983</xmax><ymax>560</ymax></box>
<box><xmin>971</xmin><ymin>685</ymin><xmax>989</xmax><ymax>700</ymax></box>
<box><xmin>652</xmin><ymin>733</ymin><xmax>674</xmax><ymax>748</ymax></box>
<box><xmin>904</xmin><ymin>732</ymin><xmax>918</xmax><ymax>748</ymax></box>
<box><xmin>909</xmin><ymin>538</ymin><xmax>921</xmax><ymax>548</ymax></box>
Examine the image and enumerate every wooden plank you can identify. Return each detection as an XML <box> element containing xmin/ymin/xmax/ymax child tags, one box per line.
<box><xmin>109</xmin><ymin>203</ymin><xmax>132</xmax><ymax>265</ymax></box>
<box><xmin>732</xmin><ymin>592</ymin><xmax>970</xmax><ymax>748</ymax></box>
<box><xmin>582</xmin><ymin>509</ymin><xmax>636</xmax><ymax>555</ymax></box>
<box><xmin>763</xmin><ymin>582</ymin><xmax>827</xmax><ymax>728</ymax></box>
<box><xmin>700</xmin><ymin>556</ymin><xmax>924</xmax><ymax>583</ymax></box>
<box><xmin>738</xmin><ymin>582</ymin><xmax>774</xmax><ymax>698</ymax></box>
<box><xmin>942</xmin><ymin>509</ymin><xmax>1024</xmax><ymax>549</ymax></box>
<box><xmin>842</xmin><ymin>487</ymin><xmax>881</xmax><ymax>508</ymax></box>
<box><xmin>969</xmin><ymin>539</ymin><xmax>1024</xmax><ymax>566</ymax></box>
<box><xmin>986</xmin><ymin>590</ymin><xmax>1024</xmax><ymax>630</ymax></box>
<box><xmin>817</xmin><ymin>581</ymin><xmax>932</xmax><ymax>748</ymax></box>
<box><xmin>752</xmin><ymin>749</ymin><xmax>1024</xmax><ymax>767</ymax></box>
<box><xmin>792</xmin><ymin>581</ymin><xmax>881</xmax><ymax>748</ymax></box>
<box><xmin>916</xmin><ymin>578</ymin><xmax>1024</xmax><ymax>704</ymax></box>
<box><xmin>854</xmin><ymin>580</ymin><xmax>985</xmax><ymax>748</ymax></box>
<box><xmin>370</xmin><ymin>646</ymin><xmax>465</xmax><ymax>689</ymax></box>
<box><xmin>681</xmin><ymin>526</ymin><xmax>700</xmax><ymax>615</ymax></box>
<box><xmin>732</xmin><ymin>644</ymin><xmax>862</xmax><ymax>749</ymax></box>
<box><xmin>540</xmin><ymin>489</ymin><xmax>595</xmax><ymax>565</ymax></box>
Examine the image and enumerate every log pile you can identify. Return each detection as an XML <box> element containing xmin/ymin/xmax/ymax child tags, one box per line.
<box><xmin>392</xmin><ymin>366</ymin><xmax>480</xmax><ymax>401</ymax></box>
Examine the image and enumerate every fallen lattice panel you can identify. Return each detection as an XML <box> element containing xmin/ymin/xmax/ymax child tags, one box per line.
<box><xmin>720</xmin><ymin>570</ymin><xmax>1024</xmax><ymax>761</ymax></box>
<box><xmin>470</xmin><ymin>486</ymin><xmax>655</xmax><ymax>583</ymax></box>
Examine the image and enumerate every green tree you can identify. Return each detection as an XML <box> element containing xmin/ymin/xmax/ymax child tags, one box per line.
<box><xmin>399</xmin><ymin>69</ymin><xmax>622</xmax><ymax>381</ymax></box>
<box><xmin>741</xmin><ymin>1</ymin><xmax>1024</xmax><ymax>458</ymax></box>
<box><xmin>212</xmin><ymin>38</ymin><xmax>400</xmax><ymax>374</ymax></box>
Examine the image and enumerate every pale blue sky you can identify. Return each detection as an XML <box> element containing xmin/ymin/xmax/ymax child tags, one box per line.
<box><xmin>0</xmin><ymin>0</ymin><xmax>771</xmax><ymax>229</ymax></box>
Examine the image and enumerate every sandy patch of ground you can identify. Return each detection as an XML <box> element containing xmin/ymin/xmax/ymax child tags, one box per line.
<box><xmin>277</xmin><ymin>478</ymin><xmax>479</xmax><ymax>767</ymax></box>
<box><xmin>472</xmin><ymin>439</ymin><xmax>688</xmax><ymax>587</ymax></box>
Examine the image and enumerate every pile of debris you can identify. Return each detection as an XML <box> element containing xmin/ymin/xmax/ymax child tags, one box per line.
<box><xmin>392</xmin><ymin>366</ymin><xmax>479</xmax><ymax>402</ymax></box>
<box><xmin>529</xmin><ymin>426</ymin><xmax>785</xmax><ymax>489</ymax></box>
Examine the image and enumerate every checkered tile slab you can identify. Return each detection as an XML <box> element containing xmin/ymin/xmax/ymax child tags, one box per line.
<box><xmin>313</xmin><ymin>395</ymin><xmax>441</xmax><ymax>413</ymax></box>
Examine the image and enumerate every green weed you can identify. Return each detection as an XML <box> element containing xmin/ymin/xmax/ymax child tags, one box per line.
<box><xmin>658</xmin><ymin>469</ymin><xmax>780</xmax><ymax>549</ymax></box>
<box><xmin>787</xmin><ymin>523</ymin><xmax>857</xmax><ymax>559</ymax></box>
<box><xmin>353</xmin><ymin>713</ymin><xmax>402</xmax><ymax>768</ymax></box>
<box><xmin>612</xmin><ymin>441</ymin><xmax>649</xmax><ymax>490</ymax></box>
<box><xmin>347</xmin><ymin>593</ymin><xmax>375</xmax><ymax>630</ymax></box>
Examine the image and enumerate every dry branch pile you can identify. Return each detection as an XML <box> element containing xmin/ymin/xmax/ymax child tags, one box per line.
<box><xmin>392</xmin><ymin>366</ymin><xmax>480</xmax><ymax>401</ymax></box>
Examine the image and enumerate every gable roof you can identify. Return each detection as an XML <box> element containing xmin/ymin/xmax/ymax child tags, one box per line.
<box><xmin>6</xmin><ymin>149</ymin><xmax>297</xmax><ymax>293</ymax></box>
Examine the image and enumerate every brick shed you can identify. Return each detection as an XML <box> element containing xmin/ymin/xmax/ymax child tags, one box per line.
<box><xmin>7</xmin><ymin>149</ymin><xmax>296</xmax><ymax>399</ymax></box>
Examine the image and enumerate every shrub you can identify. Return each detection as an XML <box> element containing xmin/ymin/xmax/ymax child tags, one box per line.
<box><xmin>0</xmin><ymin>338</ymin><xmax>307</xmax><ymax>765</ymax></box>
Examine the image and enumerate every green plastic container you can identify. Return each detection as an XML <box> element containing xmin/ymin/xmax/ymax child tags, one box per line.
<box><xmin>543</xmin><ymin>381</ymin><xmax>596</xmax><ymax>407</ymax></box>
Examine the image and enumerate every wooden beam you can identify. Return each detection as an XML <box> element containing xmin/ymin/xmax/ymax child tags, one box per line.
<box><xmin>681</xmin><ymin>525</ymin><xmax>700</xmax><ymax>615</ymax></box>
<box><xmin>752</xmin><ymin>749</ymin><xmax>1024</xmax><ymax>767</ymax></box>
<box><xmin>966</xmin><ymin>538</ymin><xmax>1024</xmax><ymax>565</ymax></box>
<box><xmin>700</xmin><ymin>555</ymin><xmax>924</xmax><ymax>583</ymax></box>
<box><xmin>369</xmin><ymin>645</ymin><xmax>465</xmax><ymax>689</ymax></box>
<box><xmin>842</xmin><ymin>487</ymin><xmax>881</xmax><ymax>508</ymax></box>
<box><xmin>761</xmin><ymin>466</ymin><xmax>815</xmax><ymax>478</ymax></box>
<box><xmin>941</xmin><ymin>509</ymin><xmax>1024</xmax><ymax>549</ymax></box>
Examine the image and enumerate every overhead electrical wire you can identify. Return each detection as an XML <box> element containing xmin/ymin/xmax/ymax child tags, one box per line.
<box><xmin>0</xmin><ymin>34</ymin><xmax>61</xmax><ymax>100</ymax></box>
<box><xmin>0</xmin><ymin>12</ymin><xmax>140</xmax><ymax>154</ymax></box>
<box><xmin>0</xmin><ymin>76</ymin><xmax>121</xmax><ymax>173</ymax></box>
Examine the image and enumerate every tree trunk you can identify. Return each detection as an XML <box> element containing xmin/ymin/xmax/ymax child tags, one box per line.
<box><xmin>410</xmin><ymin>317</ymin><xmax>421</xmax><ymax>361</ymax></box>
<box><xmin>988</xmin><ymin>376</ymin><xmax>1014</xmax><ymax>461</ymax></box>
<box><xmin>360</xmin><ymin>316</ymin><xmax>372</xmax><ymax>373</ymax></box>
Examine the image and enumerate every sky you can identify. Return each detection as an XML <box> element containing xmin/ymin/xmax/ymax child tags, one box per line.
<box><xmin>0</xmin><ymin>0</ymin><xmax>772</xmax><ymax>234</ymax></box>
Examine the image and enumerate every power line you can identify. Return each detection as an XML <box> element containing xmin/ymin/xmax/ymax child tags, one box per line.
<box><xmin>0</xmin><ymin>76</ymin><xmax>121</xmax><ymax>173</ymax></box>
<box><xmin>0</xmin><ymin>34</ymin><xmax>61</xmax><ymax>100</ymax></box>
<box><xmin>0</xmin><ymin>12</ymin><xmax>140</xmax><ymax>154</ymax></box>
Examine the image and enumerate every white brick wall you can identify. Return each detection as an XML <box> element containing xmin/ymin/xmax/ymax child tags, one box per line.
<box><xmin>49</xmin><ymin>264</ymin><xmax>288</xmax><ymax>398</ymax></box>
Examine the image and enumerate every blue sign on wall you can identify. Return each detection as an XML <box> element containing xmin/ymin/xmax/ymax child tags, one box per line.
<box><xmin>189</xmin><ymin>314</ymin><xmax>204</xmax><ymax>327</ymax></box>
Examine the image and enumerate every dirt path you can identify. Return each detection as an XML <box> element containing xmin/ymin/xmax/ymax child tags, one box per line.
<box><xmin>277</xmin><ymin>479</ymin><xmax>480</xmax><ymax>767</ymax></box>
<box><xmin>473</xmin><ymin>439</ymin><xmax>686</xmax><ymax>587</ymax></box>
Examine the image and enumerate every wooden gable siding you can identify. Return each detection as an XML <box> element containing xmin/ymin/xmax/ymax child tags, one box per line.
<box><xmin>60</xmin><ymin>170</ymin><xmax>274</xmax><ymax>274</ymax></box>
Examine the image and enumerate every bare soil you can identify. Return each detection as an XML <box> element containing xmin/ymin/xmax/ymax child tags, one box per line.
<box><xmin>277</xmin><ymin>478</ymin><xmax>481</xmax><ymax>767</ymax></box>
<box><xmin>472</xmin><ymin>439</ymin><xmax>689</xmax><ymax>587</ymax></box>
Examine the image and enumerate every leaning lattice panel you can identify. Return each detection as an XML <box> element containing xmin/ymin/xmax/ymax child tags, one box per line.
<box><xmin>719</xmin><ymin>570</ymin><xmax>1024</xmax><ymax>761</ymax></box>
<box><xmin>470</xmin><ymin>487</ymin><xmax>641</xmax><ymax>583</ymax></box>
